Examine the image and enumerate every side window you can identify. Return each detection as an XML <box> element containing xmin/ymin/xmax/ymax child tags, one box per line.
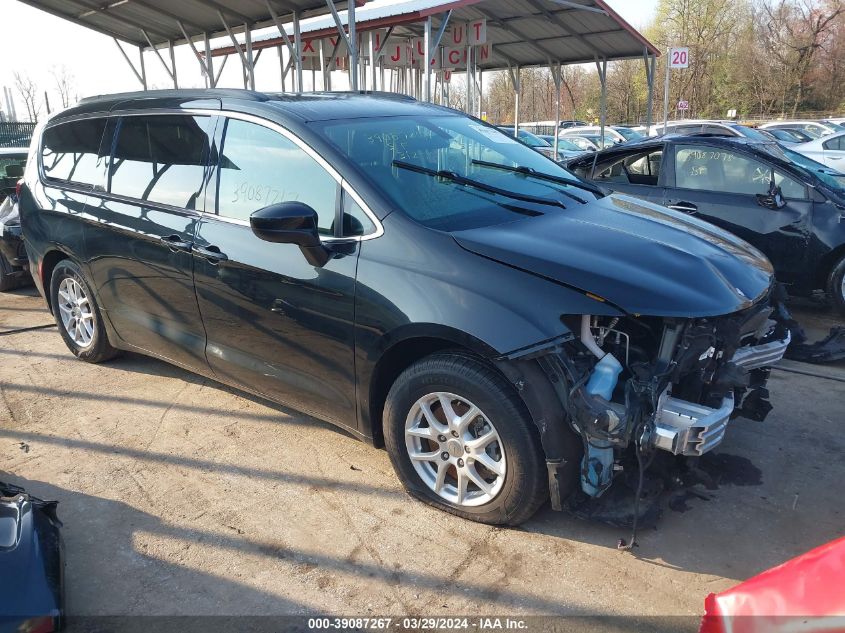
<box><xmin>823</xmin><ymin>137</ymin><xmax>844</xmax><ymax>151</ymax></box>
<box><xmin>675</xmin><ymin>146</ymin><xmax>806</xmax><ymax>199</ymax></box>
<box><xmin>593</xmin><ymin>149</ymin><xmax>662</xmax><ymax>186</ymax></box>
<box><xmin>41</xmin><ymin>118</ymin><xmax>108</xmax><ymax>187</ymax></box>
<box><xmin>217</xmin><ymin>118</ymin><xmax>337</xmax><ymax>234</ymax></box>
<box><xmin>341</xmin><ymin>190</ymin><xmax>376</xmax><ymax>237</ymax></box>
<box><xmin>109</xmin><ymin>115</ymin><xmax>214</xmax><ymax>210</ymax></box>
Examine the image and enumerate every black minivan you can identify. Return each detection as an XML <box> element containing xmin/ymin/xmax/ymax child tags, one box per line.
<box><xmin>21</xmin><ymin>90</ymin><xmax>791</xmax><ymax>525</ymax></box>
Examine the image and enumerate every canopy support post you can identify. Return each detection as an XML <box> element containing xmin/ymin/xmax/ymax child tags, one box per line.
<box><xmin>141</xmin><ymin>30</ymin><xmax>178</xmax><ymax>88</ymax></box>
<box><xmin>644</xmin><ymin>50</ymin><xmax>656</xmax><ymax>131</ymax></box>
<box><xmin>551</xmin><ymin>61</ymin><xmax>562</xmax><ymax>157</ymax></box>
<box><xmin>424</xmin><ymin>16</ymin><xmax>432</xmax><ymax>102</ymax></box>
<box><xmin>596</xmin><ymin>57</ymin><xmax>607</xmax><ymax>145</ymax></box>
<box><xmin>508</xmin><ymin>63</ymin><xmax>520</xmax><ymax>135</ymax></box>
<box><xmin>114</xmin><ymin>39</ymin><xmax>147</xmax><ymax>89</ymax></box>
<box><xmin>293</xmin><ymin>11</ymin><xmax>303</xmax><ymax>92</ymax></box>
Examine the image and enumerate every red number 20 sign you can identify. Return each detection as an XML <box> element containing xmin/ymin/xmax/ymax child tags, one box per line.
<box><xmin>669</xmin><ymin>47</ymin><xmax>690</xmax><ymax>68</ymax></box>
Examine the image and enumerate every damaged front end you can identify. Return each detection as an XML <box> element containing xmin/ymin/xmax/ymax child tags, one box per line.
<box><xmin>498</xmin><ymin>287</ymin><xmax>791</xmax><ymax>510</ymax></box>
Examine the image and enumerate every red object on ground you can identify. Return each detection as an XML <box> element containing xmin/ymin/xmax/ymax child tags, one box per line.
<box><xmin>700</xmin><ymin>536</ymin><xmax>845</xmax><ymax>633</ymax></box>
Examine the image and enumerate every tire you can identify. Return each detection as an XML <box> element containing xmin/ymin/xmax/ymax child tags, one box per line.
<box><xmin>49</xmin><ymin>259</ymin><xmax>120</xmax><ymax>363</ymax></box>
<box><xmin>384</xmin><ymin>352</ymin><xmax>547</xmax><ymax>525</ymax></box>
<box><xmin>827</xmin><ymin>255</ymin><xmax>845</xmax><ymax>317</ymax></box>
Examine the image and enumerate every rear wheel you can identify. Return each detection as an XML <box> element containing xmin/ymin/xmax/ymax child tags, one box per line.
<box><xmin>50</xmin><ymin>259</ymin><xmax>120</xmax><ymax>363</ymax></box>
<box><xmin>827</xmin><ymin>255</ymin><xmax>845</xmax><ymax>317</ymax></box>
<box><xmin>384</xmin><ymin>353</ymin><xmax>547</xmax><ymax>525</ymax></box>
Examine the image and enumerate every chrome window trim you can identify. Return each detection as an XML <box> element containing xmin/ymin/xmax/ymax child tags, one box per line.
<box><xmin>38</xmin><ymin>107</ymin><xmax>385</xmax><ymax>243</ymax></box>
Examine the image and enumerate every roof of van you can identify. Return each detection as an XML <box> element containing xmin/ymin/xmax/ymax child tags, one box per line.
<box><xmin>59</xmin><ymin>89</ymin><xmax>457</xmax><ymax>123</ymax></box>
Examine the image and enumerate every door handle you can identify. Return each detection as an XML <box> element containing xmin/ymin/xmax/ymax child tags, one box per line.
<box><xmin>668</xmin><ymin>202</ymin><xmax>698</xmax><ymax>214</ymax></box>
<box><xmin>829</xmin><ymin>156</ymin><xmax>842</xmax><ymax>160</ymax></box>
<box><xmin>160</xmin><ymin>234</ymin><xmax>192</xmax><ymax>252</ymax></box>
<box><xmin>192</xmin><ymin>244</ymin><xmax>228</xmax><ymax>263</ymax></box>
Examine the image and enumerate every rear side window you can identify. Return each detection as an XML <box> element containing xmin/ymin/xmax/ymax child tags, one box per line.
<box><xmin>41</xmin><ymin>118</ymin><xmax>108</xmax><ymax>187</ymax></box>
<box><xmin>109</xmin><ymin>115</ymin><xmax>214</xmax><ymax>210</ymax></box>
<box><xmin>823</xmin><ymin>136</ymin><xmax>845</xmax><ymax>151</ymax></box>
<box><xmin>216</xmin><ymin>118</ymin><xmax>337</xmax><ymax>235</ymax></box>
<box><xmin>592</xmin><ymin>149</ymin><xmax>663</xmax><ymax>186</ymax></box>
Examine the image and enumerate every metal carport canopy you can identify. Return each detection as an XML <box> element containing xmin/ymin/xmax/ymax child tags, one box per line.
<box><xmin>211</xmin><ymin>0</ymin><xmax>660</xmax><ymax>68</ymax></box>
<box><xmin>16</xmin><ymin>0</ymin><xmax>355</xmax><ymax>48</ymax></box>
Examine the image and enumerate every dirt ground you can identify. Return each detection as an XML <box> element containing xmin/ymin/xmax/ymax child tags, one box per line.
<box><xmin>1</xmin><ymin>285</ymin><xmax>843</xmax><ymax>622</ymax></box>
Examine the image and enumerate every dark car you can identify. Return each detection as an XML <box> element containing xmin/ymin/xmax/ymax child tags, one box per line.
<box><xmin>0</xmin><ymin>481</ymin><xmax>64</xmax><ymax>631</ymax></box>
<box><xmin>568</xmin><ymin>135</ymin><xmax>845</xmax><ymax>314</ymax></box>
<box><xmin>21</xmin><ymin>90</ymin><xmax>791</xmax><ymax>525</ymax></box>
<box><xmin>0</xmin><ymin>148</ymin><xmax>31</xmax><ymax>291</ymax></box>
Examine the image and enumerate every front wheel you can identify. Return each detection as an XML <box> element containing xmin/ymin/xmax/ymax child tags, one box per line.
<box><xmin>384</xmin><ymin>353</ymin><xmax>547</xmax><ymax>525</ymax></box>
<box><xmin>50</xmin><ymin>259</ymin><xmax>120</xmax><ymax>363</ymax></box>
<box><xmin>827</xmin><ymin>255</ymin><xmax>845</xmax><ymax>317</ymax></box>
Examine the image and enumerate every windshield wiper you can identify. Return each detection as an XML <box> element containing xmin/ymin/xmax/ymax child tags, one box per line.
<box><xmin>392</xmin><ymin>160</ymin><xmax>567</xmax><ymax>209</ymax></box>
<box><xmin>472</xmin><ymin>159</ymin><xmax>606</xmax><ymax>200</ymax></box>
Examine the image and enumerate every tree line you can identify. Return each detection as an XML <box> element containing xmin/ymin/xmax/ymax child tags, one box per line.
<box><xmin>481</xmin><ymin>0</ymin><xmax>844</xmax><ymax>125</ymax></box>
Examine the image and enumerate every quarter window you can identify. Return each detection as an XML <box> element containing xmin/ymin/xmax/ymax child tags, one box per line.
<box><xmin>591</xmin><ymin>149</ymin><xmax>663</xmax><ymax>186</ymax></box>
<box><xmin>217</xmin><ymin>118</ymin><xmax>337</xmax><ymax>235</ymax></box>
<box><xmin>41</xmin><ymin>118</ymin><xmax>108</xmax><ymax>187</ymax></box>
<box><xmin>823</xmin><ymin>136</ymin><xmax>844</xmax><ymax>151</ymax></box>
<box><xmin>109</xmin><ymin>115</ymin><xmax>214</xmax><ymax>210</ymax></box>
<box><xmin>675</xmin><ymin>146</ymin><xmax>807</xmax><ymax>199</ymax></box>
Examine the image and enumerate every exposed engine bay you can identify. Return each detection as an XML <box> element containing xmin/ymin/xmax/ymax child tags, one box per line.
<box><xmin>498</xmin><ymin>286</ymin><xmax>792</xmax><ymax>528</ymax></box>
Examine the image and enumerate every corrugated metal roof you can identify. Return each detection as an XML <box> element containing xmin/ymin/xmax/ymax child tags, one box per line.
<box><xmin>212</xmin><ymin>0</ymin><xmax>659</xmax><ymax>68</ymax></box>
<box><xmin>16</xmin><ymin>0</ymin><xmax>356</xmax><ymax>49</ymax></box>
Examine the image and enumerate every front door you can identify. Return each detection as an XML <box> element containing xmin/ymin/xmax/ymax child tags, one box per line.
<box><xmin>84</xmin><ymin>113</ymin><xmax>216</xmax><ymax>371</ymax></box>
<box><xmin>665</xmin><ymin>143</ymin><xmax>813</xmax><ymax>286</ymax></box>
<box><xmin>192</xmin><ymin>116</ymin><xmax>363</xmax><ymax>428</ymax></box>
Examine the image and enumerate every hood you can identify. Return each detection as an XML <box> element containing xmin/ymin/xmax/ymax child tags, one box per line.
<box><xmin>452</xmin><ymin>194</ymin><xmax>773</xmax><ymax>317</ymax></box>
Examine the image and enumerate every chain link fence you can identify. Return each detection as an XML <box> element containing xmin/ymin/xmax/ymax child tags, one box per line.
<box><xmin>0</xmin><ymin>122</ymin><xmax>36</xmax><ymax>149</ymax></box>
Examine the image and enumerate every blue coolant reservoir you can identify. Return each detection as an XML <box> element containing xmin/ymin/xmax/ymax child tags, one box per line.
<box><xmin>586</xmin><ymin>354</ymin><xmax>623</xmax><ymax>400</ymax></box>
<box><xmin>581</xmin><ymin>353</ymin><xmax>624</xmax><ymax>498</ymax></box>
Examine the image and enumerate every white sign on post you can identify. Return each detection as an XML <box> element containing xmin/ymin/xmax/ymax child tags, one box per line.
<box><xmin>678</xmin><ymin>100</ymin><xmax>689</xmax><ymax>111</ymax></box>
<box><xmin>669</xmin><ymin>47</ymin><xmax>690</xmax><ymax>69</ymax></box>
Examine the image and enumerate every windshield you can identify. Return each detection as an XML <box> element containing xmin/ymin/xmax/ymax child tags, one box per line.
<box><xmin>759</xmin><ymin>143</ymin><xmax>845</xmax><ymax>191</ymax></box>
<box><xmin>555</xmin><ymin>138</ymin><xmax>584</xmax><ymax>152</ymax></box>
<box><xmin>517</xmin><ymin>130</ymin><xmax>549</xmax><ymax>147</ymax></box>
<box><xmin>734</xmin><ymin>125</ymin><xmax>773</xmax><ymax>142</ymax></box>
<box><xmin>314</xmin><ymin>115</ymin><xmax>594</xmax><ymax>231</ymax></box>
<box><xmin>614</xmin><ymin>127</ymin><xmax>644</xmax><ymax>141</ymax></box>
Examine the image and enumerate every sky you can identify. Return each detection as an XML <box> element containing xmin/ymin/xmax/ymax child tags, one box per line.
<box><xmin>0</xmin><ymin>0</ymin><xmax>659</xmax><ymax>121</ymax></box>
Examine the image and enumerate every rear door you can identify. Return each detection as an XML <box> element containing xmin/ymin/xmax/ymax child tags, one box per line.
<box><xmin>665</xmin><ymin>143</ymin><xmax>813</xmax><ymax>285</ymax></box>
<box><xmin>84</xmin><ymin>113</ymin><xmax>216</xmax><ymax>371</ymax></box>
<box><xmin>192</xmin><ymin>115</ymin><xmax>373</xmax><ymax>429</ymax></box>
<box><xmin>822</xmin><ymin>135</ymin><xmax>845</xmax><ymax>169</ymax></box>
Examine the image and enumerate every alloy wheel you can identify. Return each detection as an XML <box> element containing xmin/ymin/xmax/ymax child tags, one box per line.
<box><xmin>404</xmin><ymin>392</ymin><xmax>506</xmax><ymax>507</ymax></box>
<box><xmin>57</xmin><ymin>277</ymin><xmax>94</xmax><ymax>349</ymax></box>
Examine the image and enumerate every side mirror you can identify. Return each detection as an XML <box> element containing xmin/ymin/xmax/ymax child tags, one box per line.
<box><xmin>250</xmin><ymin>201</ymin><xmax>330</xmax><ymax>267</ymax></box>
<box><xmin>756</xmin><ymin>177</ymin><xmax>787</xmax><ymax>210</ymax></box>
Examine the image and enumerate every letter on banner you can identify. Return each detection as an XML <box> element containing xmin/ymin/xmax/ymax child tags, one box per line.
<box><xmin>301</xmin><ymin>37</ymin><xmax>319</xmax><ymax>57</ymax></box>
<box><xmin>444</xmin><ymin>46</ymin><xmax>466</xmax><ymax>67</ymax></box>
<box><xmin>370</xmin><ymin>29</ymin><xmax>389</xmax><ymax>58</ymax></box>
<box><xmin>477</xmin><ymin>43</ymin><xmax>492</xmax><ymax>62</ymax></box>
<box><xmin>383</xmin><ymin>40</ymin><xmax>408</xmax><ymax>67</ymax></box>
<box><xmin>448</xmin><ymin>24</ymin><xmax>465</xmax><ymax>46</ymax></box>
<box><xmin>468</xmin><ymin>20</ymin><xmax>487</xmax><ymax>45</ymax></box>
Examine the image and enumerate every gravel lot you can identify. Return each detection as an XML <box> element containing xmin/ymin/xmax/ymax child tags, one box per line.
<box><xmin>1</xmin><ymin>285</ymin><xmax>843</xmax><ymax>624</ymax></box>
